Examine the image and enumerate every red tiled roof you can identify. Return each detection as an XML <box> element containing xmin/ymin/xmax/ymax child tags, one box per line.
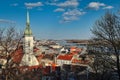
<box><xmin>72</xmin><ymin>59</ymin><xmax>90</xmax><ymax>64</ymax></box>
<box><xmin>51</xmin><ymin>63</ymin><xmax>57</xmax><ymax>71</ymax></box>
<box><xmin>18</xmin><ymin>65</ymin><xmax>43</xmax><ymax>71</ymax></box>
<box><xmin>57</xmin><ymin>54</ymin><xmax>73</xmax><ymax>60</ymax></box>
<box><xmin>70</xmin><ymin>52</ymin><xmax>78</xmax><ymax>55</ymax></box>
<box><xmin>72</xmin><ymin>59</ymin><xmax>80</xmax><ymax>63</ymax></box>
<box><xmin>33</xmin><ymin>47</ymin><xmax>39</xmax><ymax>52</ymax></box>
<box><xmin>76</xmin><ymin>48</ymin><xmax>82</xmax><ymax>52</ymax></box>
<box><xmin>12</xmin><ymin>48</ymin><xmax>23</xmax><ymax>63</ymax></box>
<box><xmin>28</xmin><ymin>65</ymin><xmax>42</xmax><ymax>70</ymax></box>
<box><xmin>12</xmin><ymin>47</ymin><xmax>41</xmax><ymax>64</ymax></box>
<box><xmin>43</xmin><ymin>66</ymin><xmax>51</xmax><ymax>75</ymax></box>
<box><xmin>70</xmin><ymin>47</ymin><xmax>82</xmax><ymax>53</ymax></box>
<box><xmin>37</xmin><ymin>54</ymin><xmax>44</xmax><ymax>62</ymax></box>
<box><xmin>70</xmin><ymin>46</ymin><xmax>77</xmax><ymax>49</ymax></box>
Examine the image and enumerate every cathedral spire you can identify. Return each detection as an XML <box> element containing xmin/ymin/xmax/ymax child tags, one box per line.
<box><xmin>21</xmin><ymin>10</ymin><xmax>39</xmax><ymax>66</ymax></box>
<box><xmin>27</xmin><ymin>10</ymin><xmax>30</xmax><ymax>24</ymax></box>
<box><xmin>24</xmin><ymin>10</ymin><xmax>32</xmax><ymax>36</ymax></box>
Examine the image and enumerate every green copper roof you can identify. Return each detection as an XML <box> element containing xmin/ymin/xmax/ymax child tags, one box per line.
<box><xmin>24</xmin><ymin>11</ymin><xmax>32</xmax><ymax>36</ymax></box>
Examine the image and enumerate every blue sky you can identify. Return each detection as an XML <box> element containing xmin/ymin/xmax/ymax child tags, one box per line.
<box><xmin>0</xmin><ymin>0</ymin><xmax>120</xmax><ymax>40</ymax></box>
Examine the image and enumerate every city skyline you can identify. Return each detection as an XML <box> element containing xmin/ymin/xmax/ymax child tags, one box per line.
<box><xmin>0</xmin><ymin>0</ymin><xmax>120</xmax><ymax>40</ymax></box>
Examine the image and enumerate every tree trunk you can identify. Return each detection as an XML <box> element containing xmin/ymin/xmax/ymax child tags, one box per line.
<box><xmin>116</xmin><ymin>54</ymin><xmax>120</xmax><ymax>80</ymax></box>
<box><xmin>114</xmin><ymin>47</ymin><xmax>120</xmax><ymax>80</ymax></box>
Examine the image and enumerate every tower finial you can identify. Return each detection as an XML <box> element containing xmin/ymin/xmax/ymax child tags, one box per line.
<box><xmin>27</xmin><ymin>10</ymin><xmax>30</xmax><ymax>24</ymax></box>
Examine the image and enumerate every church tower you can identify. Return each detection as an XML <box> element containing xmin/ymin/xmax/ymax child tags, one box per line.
<box><xmin>24</xmin><ymin>11</ymin><xmax>33</xmax><ymax>54</ymax></box>
<box><xmin>21</xmin><ymin>11</ymin><xmax>39</xmax><ymax>66</ymax></box>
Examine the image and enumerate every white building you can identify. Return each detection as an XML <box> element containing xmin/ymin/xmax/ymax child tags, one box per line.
<box><xmin>56</xmin><ymin>54</ymin><xmax>73</xmax><ymax>66</ymax></box>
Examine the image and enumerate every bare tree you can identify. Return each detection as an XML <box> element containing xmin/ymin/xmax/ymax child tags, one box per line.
<box><xmin>89</xmin><ymin>50</ymin><xmax>116</xmax><ymax>80</ymax></box>
<box><xmin>0</xmin><ymin>26</ymin><xmax>23</xmax><ymax>80</ymax></box>
<box><xmin>91</xmin><ymin>12</ymin><xmax>120</xmax><ymax>80</ymax></box>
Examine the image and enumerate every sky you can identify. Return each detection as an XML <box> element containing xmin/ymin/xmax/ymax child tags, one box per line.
<box><xmin>0</xmin><ymin>0</ymin><xmax>120</xmax><ymax>40</ymax></box>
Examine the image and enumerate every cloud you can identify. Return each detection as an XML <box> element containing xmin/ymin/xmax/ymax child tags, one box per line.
<box><xmin>61</xmin><ymin>16</ymin><xmax>78</xmax><ymax>23</ymax></box>
<box><xmin>88</xmin><ymin>2</ymin><xmax>105</xmax><ymax>10</ymax></box>
<box><xmin>10</xmin><ymin>3</ymin><xmax>18</xmax><ymax>6</ymax></box>
<box><xmin>47</xmin><ymin>0</ymin><xmax>79</xmax><ymax>8</ymax></box>
<box><xmin>47</xmin><ymin>0</ymin><xmax>83</xmax><ymax>23</ymax></box>
<box><xmin>54</xmin><ymin>8</ymin><xmax>65</xmax><ymax>12</ymax></box>
<box><xmin>103</xmin><ymin>6</ymin><xmax>113</xmax><ymax>9</ymax></box>
<box><xmin>61</xmin><ymin>9</ymin><xmax>85</xmax><ymax>23</ymax></box>
<box><xmin>63</xmin><ymin>9</ymin><xmax>85</xmax><ymax>16</ymax></box>
<box><xmin>57</xmin><ymin>0</ymin><xmax>79</xmax><ymax>8</ymax></box>
<box><xmin>25</xmin><ymin>2</ymin><xmax>43</xmax><ymax>9</ymax></box>
<box><xmin>47</xmin><ymin>0</ymin><xmax>59</xmax><ymax>2</ymax></box>
<box><xmin>0</xmin><ymin>19</ymin><xmax>15</xmax><ymax>24</ymax></box>
<box><xmin>46</xmin><ymin>2</ymin><xmax>57</xmax><ymax>6</ymax></box>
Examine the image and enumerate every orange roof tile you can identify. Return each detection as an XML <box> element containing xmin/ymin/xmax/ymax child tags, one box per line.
<box><xmin>33</xmin><ymin>47</ymin><xmax>39</xmax><ymax>52</ymax></box>
<box><xmin>51</xmin><ymin>63</ymin><xmax>57</xmax><ymax>71</ymax></box>
<box><xmin>70</xmin><ymin>46</ymin><xmax>77</xmax><ymax>49</ymax></box>
<box><xmin>57</xmin><ymin>54</ymin><xmax>73</xmax><ymax>60</ymax></box>
<box><xmin>12</xmin><ymin>48</ymin><xmax>23</xmax><ymax>63</ymax></box>
<box><xmin>37</xmin><ymin>54</ymin><xmax>44</xmax><ymax>62</ymax></box>
<box><xmin>43</xmin><ymin>66</ymin><xmax>51</xmax><ymax>75</ymax></box>
<box><xmin>72</xmin><ymin>59</ymin><xmax>80</xmax><ymax>63</ymax></box>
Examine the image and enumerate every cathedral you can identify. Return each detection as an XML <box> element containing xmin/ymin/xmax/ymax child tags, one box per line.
<box><xmin>20</xmin><ymin>11</ymin><xmax>39</xmax><ymax>66</ymax></box>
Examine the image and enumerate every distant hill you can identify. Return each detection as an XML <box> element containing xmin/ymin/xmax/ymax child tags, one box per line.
<box><xmin>66</xmin><ymin>40</ymin><xmax>90</xmax><ymax>44</ymax></box>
